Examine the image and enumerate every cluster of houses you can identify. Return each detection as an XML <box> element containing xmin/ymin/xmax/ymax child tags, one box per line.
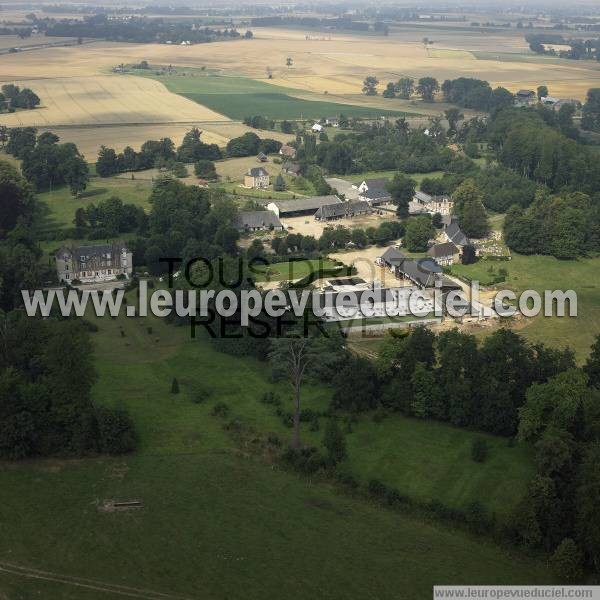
<box><xmin>514</xmin><ymin>89</ymin><xmax>582</xmax><ymax>111</ymax></box>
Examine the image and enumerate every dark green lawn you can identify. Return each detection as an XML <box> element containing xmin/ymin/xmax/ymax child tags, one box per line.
<box><xmin>138</xmin><ymin>72</ymin><xmax>415</xmax><ymax>120</ymax></box>
<box><xmin>0</xmin><ymin>290</ymin><xmax>552</xmax><ymax>598</ymax></box>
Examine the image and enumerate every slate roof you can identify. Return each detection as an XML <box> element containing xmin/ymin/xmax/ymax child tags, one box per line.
<box><xmin>414</xmin><ymin>190</ymin><xmax>432</xmax><ymax>203</ymax></box>
<box><xmin>444</xmin><ymin>221</ymin><xmax>469</xmax><ymax>247</ymax></box>
<box><xmin>363</xmin><ymin>178</ymin><xmax>389</xmax><ymax>191</ymax></box>
<box><xmin>236</xmin><ymin>211</ymin><xmax>282</xmax><ymax>231</ymax></box>
<box><xmin>517</xmin><ymin>89</ymin><xmax>536</xmax><ymax>97</ymax></box>
<box><xmin>380</xmin><ymin>246</ymin><xmax>406</xmax><ymax>266</ymax></box>
<box><xmin>428</xmin><ymin>242</ymin><xmax>459</xmax><ymax>258</ymax></box>
<box><xmin>396</xmin><ymin>258</ymin><xmax>441</xmax><ymax>288</ymax></box>
<box><xmin>362</xmin><ymin>188</ymin><xmax>392</xmax><ymax>203</ymax></box>
<box><xmin>272</xmin><ymin>195</ymin><xmax>342</xmax><ymax>215</ymax></box>
<box><xmin>247</xmin><ymin>167</ymin><xmax>269</xmax><ymax>177</ymax></box>
<box><xmin>63</xmin><ymin>243</ymin><xmax>127</xmax><ymax>260</ymax></box>
<box><xmin>315</xmin><ymin>201</ymin><xmax>371</xmax><ymax>220</ymax></box>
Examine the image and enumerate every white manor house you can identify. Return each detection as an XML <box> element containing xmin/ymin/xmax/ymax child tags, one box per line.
<box><xmin>55</xmin><ymin>242</ymin><xmax>133</xmax><ymax>284</ymax></box>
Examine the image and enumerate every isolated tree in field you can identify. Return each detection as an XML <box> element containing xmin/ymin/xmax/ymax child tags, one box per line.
<box><xmin>416</xmin><ymin>77</ymin><xmax>439</xmax><ymax>102</ymax></box>
<box><xmin>286</xmin><ymin>57</ymin><xmax>293</xmax><ymax>68</ymax></box>
<box><xmin>395</xmin><ymin>77</ymin><xmax>414</xmax><ymax>99</ymax></box>
<box><xmin>12</xmin><ymin>88</ymin><xmax>40</xmax><ymax>110</ymax></box>
<box><xmin>171</xmin><ymin>378</ymin><xmax>179</xmax><ymax>394</ymax></box>
<box><xmin>323</xmin><ymin>419</ymin><xmax>347</xmax><ymax>464</ymax></box>
<box><xmin>444</xmin><ymin>107</ymin><xmax>464</xmax><ymax>136</ymax></box>
<box><xmin>382</xmin><ymin>82</ymin><xmax>396</xmax><ymax>98</ymax></box>
<box><xmin>452</xmin><ymin>178</ymin><xmax>488</xmax><ymax>238</ymax></box>
<box><xmin>362</xmin><ymin>76</ymin><xmax>379</xmax><ymax>96</ymax></box>
<box><xmin>387</xmin><ymin>173</ymin><xmax>416</xmax><ymax>217</ymax></box>
<box><xmin>537</xmin><ymin>85</ymin><xmax>549</xmax><ymax>100</ymax></box>
<box><xmin>269</xmin><ymin>335</ymin><xmax>319</xmax><ymax>449</ymax></box>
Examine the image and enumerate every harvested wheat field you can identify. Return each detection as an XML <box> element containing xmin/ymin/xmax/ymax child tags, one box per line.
<box><xmin>0</xmin><ymin>75</ymin><xmax>228</xmax><ymax>128</ymax></box>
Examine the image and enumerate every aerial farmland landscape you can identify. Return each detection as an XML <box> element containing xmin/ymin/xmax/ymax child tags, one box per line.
<box><xmin>1</xmin><ymin>1</ymin><xmax>600</xmax><ymax>599</ymax></box>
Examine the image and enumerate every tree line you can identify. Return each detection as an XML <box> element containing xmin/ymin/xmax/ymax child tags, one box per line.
<box><xmin>96</xmin><ymin>128</ymin><xmax>282</xmax><ymax>177</ymax></box>
<box><xmin>6</xmin><ymin>129</ymin><xmax>89</xmax><ymax>197</ymax></box>
<box><xmin>45</xmin><ymin>13</ymin><xmax>249</xmax><ymax>45</ymax></box>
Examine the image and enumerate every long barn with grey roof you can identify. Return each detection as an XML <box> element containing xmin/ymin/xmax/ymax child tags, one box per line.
<box><xmin>266</xmin><ymin>195</ymin><xmax>342</xmax><ymax>217</ymax></box>
<box><xmin>315</xmin><ymin>201</ymin><xmax>371</xmax><ymax>221</ymax></box>
<box><xmin>235</xmin><ymin>211</ymin><xmax>283</xmax><ymax>232</ymax></box>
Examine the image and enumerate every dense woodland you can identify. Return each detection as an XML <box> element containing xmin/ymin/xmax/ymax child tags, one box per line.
<box><xmin>0</xmin><ymin>161</ymin><xmax>136</xmax><ymax>458</ymax></box>
<box><xmin>45</xmin><ymin>14</ymin><xmax>251</xmax><ymax>44</ymax></box>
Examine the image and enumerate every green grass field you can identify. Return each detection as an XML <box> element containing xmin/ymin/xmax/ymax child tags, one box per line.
<box><xmin>346</xmin><ymin>170</ymin><xmax>444</xmax><ymax>184</ymax></box>
<box><xmin>36</xmin><ymin>178</ymin><xmax>153</xmax><ymax>232</ymax></box>
<box><xmin>139</xmin><ymin>73</ymin><xmax>415</xmax><ymax>120</ymax></box>
<box><xmin>0</xmin><ymin>288</ymin><xmax>551</xmax><ymax>598</ymax></box>
<box><xmin>252</xmin><ymin>259</ymin><xmax>339</xmax><ymax>282</ymax></box>
<box><xmin>452</xmin><ymin>253</ymin><xmax>600</xmax><ymax>360</ymax></box>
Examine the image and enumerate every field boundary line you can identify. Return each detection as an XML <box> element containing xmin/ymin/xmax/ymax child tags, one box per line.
<box><xmin>0</xmin><ymin>560</ymin><xmax>196</xmax><ymax>600</ymax></box>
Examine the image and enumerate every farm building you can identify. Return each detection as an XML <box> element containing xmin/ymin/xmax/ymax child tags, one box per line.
<box><xmin>317</xmin><ymin>278</ymin><xmax>435</xmax><ymax>322</ymax></box>
<box><xmin>411</xmin><ymin>191</ymin><xmax>453</xmax><ymax>215</ymax></box>
<box><xmin>427</xmin><ymin>241</ymin><xmax>460</xmax><ymax>266</ymax></box>
<box><xmin>314</xmin><ymin>200</ymin><xmax>371</xmax><ymax>221</ymax></box>
<box><xmin>244</xmin><ymin>167</ymin><xmax>270</xmax><ymax>189</ymax></box>
<box><xmin>359</xmin><ymin>188</ymin><xmax>392</xmax><ymax>206</ymax></box>
<box><xmin>553</xmin><ymin>98</ymin><xmax>582</xmax><ymax>111</ymax></box>
<box><xmin>443</xmin><ymin>219</ymin><xmax>469</xmax><ymax>248</ymax></box>
<box><xmin>515</xmin><ymin>90</ymin><xmax>537</xmax><ymax>107</ymax></box>
<box><xmin>326</xmin><ymin>117</ymin><xmax>340</xmax><ymax>127</ymax></box>
<box><xmin>282</xmin><ymin>162</ymin><xmax>301</xmax><ymax>176</ymax></box>
<box><xmin>235</xmin><ymin>211</ymin><xmax>283</xmax><ymax>232</ymax></box>
<box><xmin>356</xmin><ymin>178</ymin><xmax>389</xmax><ymax>194</ymax></box>
<box><xmin>377</xmin><ymin>248</ymin><xmax>459</xmax><ymax>291</ymax></box>
<box><xmin>311</xmin><ymin>123</ymin><xmax>324</xmax><ymax>133</ymax></box>
<box><xmin>55</xmin><ymin>242</ymin><xmax>133</xmax><ymax>284</ymax></box>
<box><xmin>267</xmin><ymin>195</ymin><xmax>342</xmax><ymax>218</ymax></box>
<box><xmin>257</xmin><ymin>152</ymin><xmax>268</xmax><ymax>163</ymax></box>
<box><xmin>279</xmin><ymin>145</ymin><xmax>297</xmax><ymax>159</ymax></box>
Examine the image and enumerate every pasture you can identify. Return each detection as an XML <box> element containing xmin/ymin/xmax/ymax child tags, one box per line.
<box><xmin>36</xmin><ymin>178</ymin><xmax>153</xmax><ymax>232</ymax></box>
<box><xmin>452</xmin><ymin>253</ymin><xmax>600</xmax><ymax>360</ymax></box>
